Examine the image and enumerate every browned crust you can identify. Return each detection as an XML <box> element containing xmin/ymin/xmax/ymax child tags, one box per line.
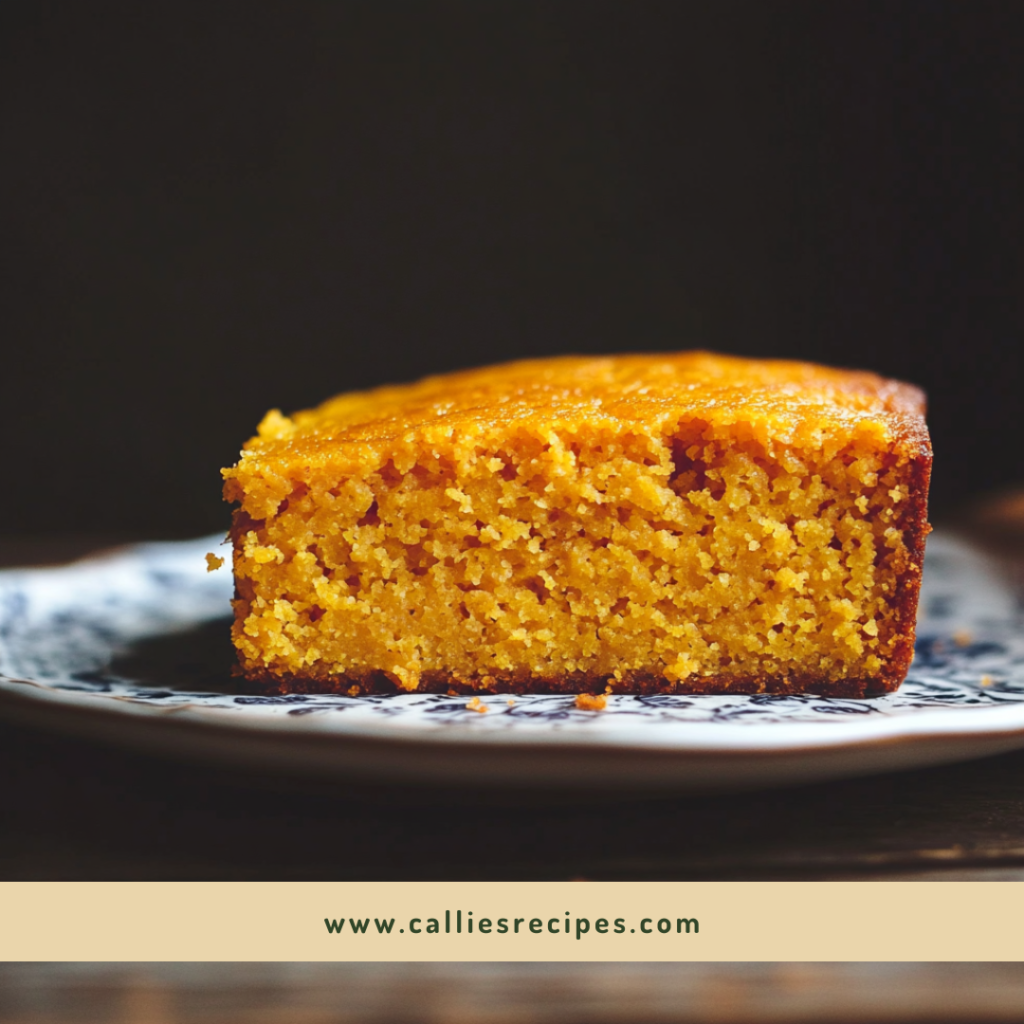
<box><xmin>240</xmin><ymin>666</ymin><xmax>896</xmax><ymax>699</ymax></box>
<box><xmin>879</xmin><ymin>443</ymin><xmax>933</xmax><ymax>691</ymax></box>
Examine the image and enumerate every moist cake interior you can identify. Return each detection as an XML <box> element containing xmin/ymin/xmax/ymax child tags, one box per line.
<box><xmin>228</xmin><ymin>407</ymin><xmax>924</xmax><ymax>696</ymax></box>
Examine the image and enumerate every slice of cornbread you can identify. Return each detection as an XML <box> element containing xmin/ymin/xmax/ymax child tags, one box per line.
<box><xmin>222</xmin><ymin>353</ymin><xmax>931</xmax><ymax>697</ymax></box>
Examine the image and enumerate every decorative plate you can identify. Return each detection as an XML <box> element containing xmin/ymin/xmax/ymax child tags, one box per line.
<box><xmin>1</xmin><ymin>531</ymin><xmax>1023</xmax><ymax>792</ymax></box>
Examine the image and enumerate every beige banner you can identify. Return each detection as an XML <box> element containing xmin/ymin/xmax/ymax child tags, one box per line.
<box><xmin>2</xmin><ymin>881</ymin><xmax>1022</xmax><ymax>961</ymax></box>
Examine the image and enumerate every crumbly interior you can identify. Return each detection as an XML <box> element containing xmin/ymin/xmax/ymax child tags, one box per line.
<box><xmin>228</xmin><ymin>419</ymin><xmax>916</xmax><ymax>693</ymax></box>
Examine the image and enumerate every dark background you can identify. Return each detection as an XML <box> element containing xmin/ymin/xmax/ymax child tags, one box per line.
<box><xmin>1</xmin><ymin>1</ymin><xmax>1021</xmax><ymax>539</ymax></box>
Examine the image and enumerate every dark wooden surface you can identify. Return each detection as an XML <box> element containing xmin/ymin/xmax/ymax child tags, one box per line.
<box><xmin>4</xmin><ymin>963</ymin><xmax>1024</xmax><ymax>1024</ymax></box>
<box><xmin>6</xmin><ymin>708</ymin><xmax>1024</xmax><ymax>881</ymax></box>
<box><xmin>4</xmin><ymin>531</ymin><xmax>1024</xmax><ymax>881</ymax></box>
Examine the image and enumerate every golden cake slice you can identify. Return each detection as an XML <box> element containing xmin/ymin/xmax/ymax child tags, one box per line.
<box><xmin>222</xmin><ymin>353</ymin><xmax>931</xmax><ymax>697</ymax></box>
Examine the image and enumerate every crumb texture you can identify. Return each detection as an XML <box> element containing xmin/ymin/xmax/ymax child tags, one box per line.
<box><xmin>223</xmin><ymin>353</ymin><xmax>931</xmax><ymax>695</ymax></box>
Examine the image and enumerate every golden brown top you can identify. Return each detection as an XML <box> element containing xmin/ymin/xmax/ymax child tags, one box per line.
<box><xmin>224</xmin><ymin>353</ymin><xmax>929</xmax><ymax>513</ymax></box>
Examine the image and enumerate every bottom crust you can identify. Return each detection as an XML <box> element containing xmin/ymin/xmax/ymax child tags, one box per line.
<box><xmin>242</xmin><ymin>667</ymin><xmax>901</xmax><ymax>699</ymax></box>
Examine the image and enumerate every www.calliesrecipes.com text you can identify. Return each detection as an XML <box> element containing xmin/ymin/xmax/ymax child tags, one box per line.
<box><xmin>325</xmin><ymin>910</ymin><xmax>698</xmax><ymax>940</ymax></box>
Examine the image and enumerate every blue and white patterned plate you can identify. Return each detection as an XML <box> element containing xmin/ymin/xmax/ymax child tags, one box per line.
<box><xmin>1</xmin><ymin>531</ymin><xmax>1022</xmax><ymax>791</ymax></box>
